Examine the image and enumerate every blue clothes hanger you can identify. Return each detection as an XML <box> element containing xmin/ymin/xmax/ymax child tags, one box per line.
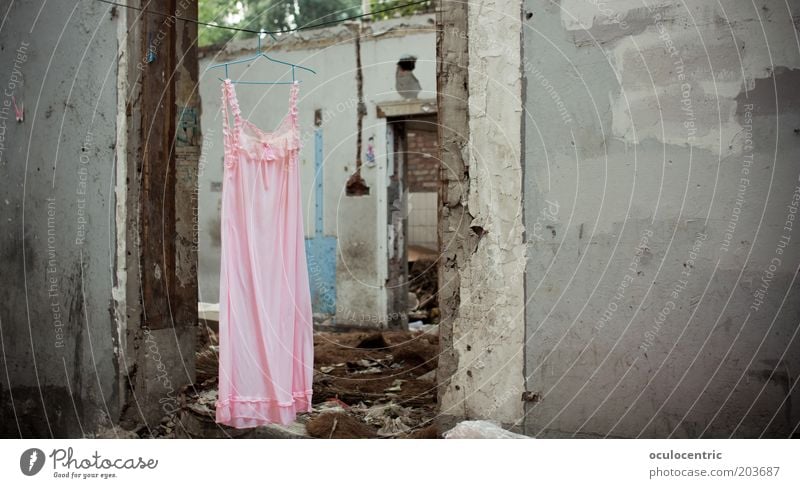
<box><xmin>209</xmin><ymin>32</ymin><xmax>316</xmax><ymax>85</ymax></box>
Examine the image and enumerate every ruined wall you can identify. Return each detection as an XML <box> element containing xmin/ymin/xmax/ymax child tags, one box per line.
<box><xmin>522</xmin><ymin>0</ymin><xmax>800</xmax><ymax>437</ymax></box>
<box><xmin>437</xmin><ymin>0</ymin><xmax>526</xmax><ymax>428</ymax></box>
<box><xmin>0</xmin><ymin>1</ymin><xmax>119</xmax><ymax>436</ymax></box>
<box><xmin>118</xmin><ymin>0</ymin><xmax>199</xmax><ymax>429</ymax></box>
<box><xmin>197</xmin><ymin>16</ymin><xmax>435</xmax><ymax>326</ymax></box>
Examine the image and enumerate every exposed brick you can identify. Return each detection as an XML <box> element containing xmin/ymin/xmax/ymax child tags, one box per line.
<box><xmin>407</xmin><ymin>126</ymin><xmax>440</xmax><ymax>192</ymax></box>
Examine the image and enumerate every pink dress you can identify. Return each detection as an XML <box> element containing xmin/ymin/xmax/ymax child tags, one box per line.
<box><xmin>216</xmin><ymin>80</ymin><xmax>314</xmax><ymax>427</ymax></box>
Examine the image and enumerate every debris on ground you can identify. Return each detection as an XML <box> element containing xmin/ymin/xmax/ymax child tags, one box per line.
<box><xmin>356</xmin><ymin>332</ymin><xmax>389</xmax><ymax>349</ymax></box>
<box><xmin>391</xmin><ymin>338</ymin><xmax>437</xmax><ymax>373</ymax></box>
<box><xmin>93</xmin><ymin>424</ymin><xmax>140</xmax><ymax>439</ymax></box>
<box><xmin>313</xmin><ymin>398</ymin><xmax>349</xmax><ymax>413</ymax></box>
<box><xmin>359</xmin><ymin>402</ymin><xmax>415</xmax><ymax>436</ymax></box>
<box><xmin>407</xmin><ymin>249</ymin><xmax>439</xmax><ymax>323</ymax></box>
<box><xmin>195</xmin><ymin>344</ymin><xmax>219</xmax><ymax>383</ymax></box>
<box><xmin>306</xmin><ymin>412</ymin><xmax>377</xmax><ymax>439</ymax></box>
<box><xmin>442</xmin><ymin>420</ymin><xmax>530</xmax><ymax>439</ymax></box>
<box><xmin>183</xmin><ymin>385</ymin><xmax>218</xmax><ymax>418</ymax></box>
<box><xmin>418</xmin><ymin>369</ymin><xmax>436</xmax><ymax>382</ymax></box>
<box><xmin>403</xmin><ymin>424</ymin><xmax>440</xmax><ymax>439</ymax></box>
<box><xmin>177</xmin><ymin>328</ymin><xmax>439</xmax><ymax>438</ymax></box>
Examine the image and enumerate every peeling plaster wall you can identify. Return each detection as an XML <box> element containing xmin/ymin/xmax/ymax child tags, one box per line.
<box><xmin>0</xmin><ymin>2</ymin><xmax>119</xmax><ymax>437</ymax></box>
<box><xmin>438</xmin><ymin>0</ymin><xmax>526</xmax><ymax>427</ymax></box>
<box><xmin>197</xmin><ymin>16</ymin><xmax>435</xmax><ymax>326</ymax></box>
<box><xmin>118</xmin><ymin>1</ymin><xmax>200</xmax><ymax>428</ymax></box>
<box><xmin>523</xmin><ymin>0</ymin><xmax>800</xmax><ymax>437</ymax></box>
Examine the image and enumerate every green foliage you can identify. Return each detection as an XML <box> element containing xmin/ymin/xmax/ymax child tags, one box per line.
<box><xmin>242</xmin><ymin>0</ymin><xmax>361</xmax><ymax>32</ymax></box>
<box><xmin>198</xmin><ymin>0</ymin><xmax>239</xmax><ymax>47</ymax></box>
<box><xmin>198</xmin><ymin>0</ymin><xmax>433</xmax><ymax>47</ymax></box>
<box><xmin>368</xmin><ymin>0</ymin><xmax>432</xmax><ymax>20</ymax></box>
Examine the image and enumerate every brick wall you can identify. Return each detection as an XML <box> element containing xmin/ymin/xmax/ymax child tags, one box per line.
<box><xmin>408</xmin><ymin>192</ymin><xmax>437</xmax><ymax>248</ymax></box>
<box><xmin>406</xmin><ymin>121</ymin><xmax>439</xmax><ymax>192</ymax></box>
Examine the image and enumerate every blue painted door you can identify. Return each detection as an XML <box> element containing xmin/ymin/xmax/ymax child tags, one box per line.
<box><xmin>305</xmin><ymin>127</ymin><xmax>337</xmax><ymax>314</ymax></box>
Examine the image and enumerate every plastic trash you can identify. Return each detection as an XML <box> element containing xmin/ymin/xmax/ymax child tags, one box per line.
<box><xmin>443</xmin><ymin>420</ymin><xmax>530</xmax><ymax>439</ymax></box>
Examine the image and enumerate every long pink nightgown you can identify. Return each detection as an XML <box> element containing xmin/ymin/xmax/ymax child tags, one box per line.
<box><xmin>215</xmin><ymin>80</ymin><xmax>314</xmax><ymax>427</ymax></box>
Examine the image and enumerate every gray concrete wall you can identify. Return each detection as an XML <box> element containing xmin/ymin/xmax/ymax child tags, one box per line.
<box><xmin>522</xmin><ymin>0</ymin><xmax>800</xmax><ymax>437</ymax></box>
<box><xmin>197</xmin><ymin>16</ymin><xmax>435</xmax><ymax>326</ymax></box>
<box><xmin>0</xmin><ymin>1</ymin><xmax>120</xmax><ymax>437</ymax></box>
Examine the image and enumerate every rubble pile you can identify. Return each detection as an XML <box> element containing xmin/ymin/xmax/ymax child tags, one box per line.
<box><xmin>173</xmin><ymin>328</ymin><xmax>440</xmax><ymax>439</ymax></box>
<box><xmin>407</xmin><ymin>253</ymin><xmax>439</xmax><ymax>323</ymax></box>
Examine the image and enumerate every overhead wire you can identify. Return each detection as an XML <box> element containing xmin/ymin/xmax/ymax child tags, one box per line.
<box><xmin>94</xmin><ymin>0</ymin><xmax>433</xmax><ymax>35</ymax></box>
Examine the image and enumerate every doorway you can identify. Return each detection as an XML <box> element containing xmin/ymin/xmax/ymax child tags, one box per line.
<box><xmin>380</xmin><ymin>100</ymin><xmax>440</xmax><ymax>332</ymax></box>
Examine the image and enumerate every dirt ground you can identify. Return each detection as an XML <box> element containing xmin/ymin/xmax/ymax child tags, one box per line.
<box><xmin>168</xmin><ymin>327</ymin><xmax>441</xmax><ymax>439</ymax></box>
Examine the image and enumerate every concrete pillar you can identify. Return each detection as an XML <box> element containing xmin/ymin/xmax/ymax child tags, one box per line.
<box><xmin>436</xmin><ymin>0</ymin><xmax>527</xmax><ymax>430</ymax></box>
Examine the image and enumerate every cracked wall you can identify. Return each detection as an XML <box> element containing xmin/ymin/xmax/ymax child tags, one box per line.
<box><xmin>0</xmin><ymin>2</ymin><xmax>120</xmax><ymax>437</ymax></box>
<box><xmin>522</xmin><ymin>0</ymin><xmax>800</xmax><ymax>437</ymax></box>
<box><xmin>0</xmin><ymin>1</ymin><xmax>201</xmax><ymax>436</ymax></box>
<box><xmin>438</xmin><ymin>0</ymin><xmax>526</xmax><ymax>428</ymax></box>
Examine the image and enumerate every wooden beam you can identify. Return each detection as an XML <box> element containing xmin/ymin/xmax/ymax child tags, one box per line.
<box><xmin>139</xmin><ymin>0</ymin><xmax>177</xmax><ymax>329</ymax></box>
<box><xmin>119</xmin><ymin>0</ymin><xmax>199</xmax><ymax>427</ymax></box>
<box><xmin>376</xmin><ymin>98</ymin><xmax>437</xmax><ymax>118</ymax></box>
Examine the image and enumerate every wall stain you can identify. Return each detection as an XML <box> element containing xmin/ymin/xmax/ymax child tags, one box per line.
<box><xmin>736</xmin><ymin>67</ymin><xmax>800</xmax><ymax>116</ymax></box>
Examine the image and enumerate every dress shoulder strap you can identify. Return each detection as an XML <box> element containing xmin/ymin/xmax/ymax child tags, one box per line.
<box><xmin>287</xmin><ymin>81</ymin><xmax>301</xmax><ymax>155</ymax></box>
<box><xmin>221</xmin><ymin>80</ymin><xmax>243</xmax><ymax>149</ymax></box>
<box><xmin>288</xmin><ymin>81</ymin><xmax>299</xmax><ymax>127</ymax></box>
